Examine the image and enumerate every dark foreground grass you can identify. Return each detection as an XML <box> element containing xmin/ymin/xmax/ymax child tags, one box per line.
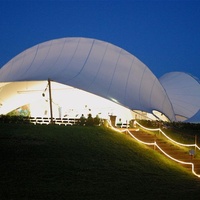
<box><xmin>0</xmin><ymin>124</ymin><xmax>200</xmax><ymax>200</ymax></box>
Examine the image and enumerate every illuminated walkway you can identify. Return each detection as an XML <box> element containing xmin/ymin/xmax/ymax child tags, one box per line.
<box><xmin>112</xmin><ymin>122</ymin><xmax>200</xmax><ymax>178</ymax></box>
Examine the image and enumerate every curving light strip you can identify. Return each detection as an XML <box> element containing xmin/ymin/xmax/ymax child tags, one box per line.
<box><xmin>135</xmin><ymin>121</ymin><xmax>200</xmax><ymax>151</ymax></box>
<box><xmin>155</xmin><ymin>142</ymin><xmax>200</xmax><ymax>178</ymax></box>
<box><xmin>107</xmin><ymin>120</ymin><xmax>200</xmax><ymax>178</ymax></box>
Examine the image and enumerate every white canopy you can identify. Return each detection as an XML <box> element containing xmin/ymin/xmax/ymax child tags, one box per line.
<box><xmin>0</xmin><ymin>37</ymin><xmax>176</xmax><ymax>121</ymax></box>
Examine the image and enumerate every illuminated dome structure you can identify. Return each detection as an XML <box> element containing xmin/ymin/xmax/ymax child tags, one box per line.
<box><xmin>0</xmin><ymin>37</ymin><xmax>199</xmax><ymax>123</ymax></box>
<box><xmin>159</xmin><ymin>72</ymin><xmax>200</xmax><ymax>122</ymax></box>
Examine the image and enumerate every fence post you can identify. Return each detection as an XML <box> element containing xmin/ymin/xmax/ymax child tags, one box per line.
<box><xmin>48</xmin><ymin>78</ymin><xmax>54</xmax><ymax>124</ymax></box>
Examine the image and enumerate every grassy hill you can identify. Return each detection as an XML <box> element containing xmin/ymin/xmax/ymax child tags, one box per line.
<box><xmin>0</xmin><ymin>123</ymin><xmax>200</xmax><ymax>200</ymax></box>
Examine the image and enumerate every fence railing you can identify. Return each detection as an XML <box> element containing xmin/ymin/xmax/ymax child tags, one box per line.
<box><xmin>29</xmin><ymin>117</ymin><xmax>79</xmax><ymax>125</ymax></box>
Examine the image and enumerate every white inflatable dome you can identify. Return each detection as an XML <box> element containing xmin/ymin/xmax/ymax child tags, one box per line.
<box><xmin>159</xmin><ymin>72</ymin><xmax>200</xmax><ymax>122</ymax></box>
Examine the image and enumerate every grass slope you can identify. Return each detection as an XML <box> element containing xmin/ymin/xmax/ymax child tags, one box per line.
<box><xmin>0</xmin><ymin>124</ymin><xmax>200</xmax><ymax>200</ymax></box>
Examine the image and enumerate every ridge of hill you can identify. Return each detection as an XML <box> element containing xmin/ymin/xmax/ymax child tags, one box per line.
<box><xmin>0</xmin><ymin>124</ymin><xmax>200</xmax><ymax>200</ymax></box>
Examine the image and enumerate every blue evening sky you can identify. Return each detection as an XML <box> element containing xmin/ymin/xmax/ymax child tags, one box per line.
<box><xmin>1</xmin><ymin>0</ymin><xmax>200</xmax><ymax>79</ymax></box>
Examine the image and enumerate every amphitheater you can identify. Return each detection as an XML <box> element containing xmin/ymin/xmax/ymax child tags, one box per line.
<box><xmin>0</xmin><ymin>37</ymin><xmax>200</xmax><ymax>177</ymax></box>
